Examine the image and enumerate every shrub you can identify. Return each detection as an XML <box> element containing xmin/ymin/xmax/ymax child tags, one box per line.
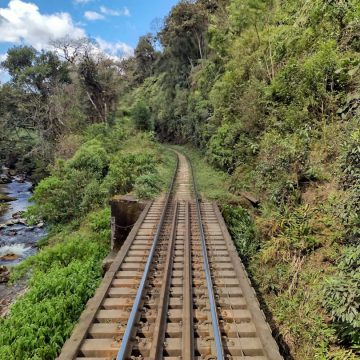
<box><xmin>221</xmin><ymin>204</ymin><xmax>257</xmax><ymax>261</ymax></box>
<box><xmin>103</xmin><ymin>152</ymin><xmax>157</xmax><ymax>195</ymax></box>
<box><xmin>80</xmin><ymin>179</ymin><xmax>106</xmax><ymax>213</ymax></box>
<box><xmin>11</xmin><ymin>235</ymin><xmax>106</xmax><ymax>281</ymax></box>
<box><xmin>84</xmin><ymin>121</ymin><xmax>128</xmax><ymax>153</ymax></box>
<box><xmin>260</xmin><ymin>205</ymin><xmax>319</xmax><ymax>264</ymax></box>
<box><xmin>84</xmin><ymin>123</ymin><xmax>110</xmax><ymax>141</ymax></box>
<box><xmin>323</xmin><ymin>246</ymin><xmax>360</xmax><ymax>346</ymax></box>
<box><xmin>28</xmin><ymin>169</ymin><xmax>89</xmax><ymax>223</ymax></box>
<box><xmin>256</xmin><ymin>130</ymin><xmax>309</xmax><ymax>206</ymax></box>
<box><xmin>134</xmin><ymin>173</ymin><xmax>162</xmax><ymax>199</ymax></box>
<box><xmin>68</xmin><ymin>140</ymin><xmax>109</xmax><ymax>179</ymax></box>
<box><xmin>341</xmin><ymin>128</ymin><xmax>360</xmax><ymax>244</ymax></box>
<box><xmin>207</xmin><ymin>123</ymin><xmax>240</xmax><ymax>173</ymax></box>
<box><xmin>0</xmin><ymin>259</ymin><xmax>103</xmax><ymax>360</ymax></box>
<box><xmin>131</xmin><ymin>100</ymin><xmax>153</xmax><ymax>131</ymax></box>
<box><xmin>88</xmin><ymin>207</ymin><xmax>111</xmax><ymax>240</ymax></box>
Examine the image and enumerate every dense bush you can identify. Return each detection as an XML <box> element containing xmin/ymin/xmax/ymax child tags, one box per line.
<box><xmin>131</xmin><ymin>100</ymin><xmax>153</xmax><ymax>131</ymax></box>
<box><xmin>221</xmin><ymin>204</ymin><xmax>257</xmax><ymax>261</ymax></box>
<box><xmin>103</xmin><ymin>152</ymin><xmax>158</xmax><ymax>196</ymax></box>
<box><xmin>323</xmin><ymin>246</ymin><xmax>360</xmax><ymax>346</ymax></box>
<box><xmin>68</xmin><ymin>140</ymin><xmax>109</xmax><ymax>179</ymax></box>
<box><xmin>88</xmin><ymin>207</ymin><xmax>111</xmax><ymax>240</ymax></box>
<box><xmin>28</xmin><ymin>122</ymin><xmax>165</xmax><ymax>225</ymax></box>
<box><xmin>134</xmin><ymin>173</ymin><xmax>162</xmax><ymax>199</ymax></box>
<box><xmin>341</xmin><ymin>128</ymin><xmax>360</xmax><ymax>244</ymax></box>
<box><xmin>84</xmin><ymin>122</ymin><xmax>127</xmax><ymax>152</ymax></box>
<box><xmin>28</xmin><ymin>169</ymin><xmax>90</xmax><ymax>223</ymax></box>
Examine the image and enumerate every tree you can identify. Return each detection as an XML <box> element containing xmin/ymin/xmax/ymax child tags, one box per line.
<box><xmin>134</xmin><ymin>34</ymin><xmax>158</xmax><ymax>83</ymax></box>
<box><xmin>78</xmin><ymin>55</ymin><xmax>120</xmax><ymax>124</ymax></box>
<box><xmin>0</xmin><ymin>46</ymin><xmax>73</xmax><ymax>172</ymax></box>
<box><xmin>50</xmin><ymin>37</ymin><xmax>94</xmax><ymax>64</ymax></box>
<box><xmin>131</xmin><ymin>100</ymin><xmax>153</xmax><ymax>131</ymax></box>
<box><xmin>2</xmin><ymin>46</ymin><xmax>70</xmax><ymax>96</ymax></box>
<box><xmin>159</xmin><ymin>1</ymin><xmax>209</xmax><ymax>68</ymax></box>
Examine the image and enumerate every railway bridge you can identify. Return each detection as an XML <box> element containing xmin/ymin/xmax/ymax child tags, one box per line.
<box><xmin>58</xmin><ymin>151</ymin><xmax>283</xmax><ymax>360</ymax></box>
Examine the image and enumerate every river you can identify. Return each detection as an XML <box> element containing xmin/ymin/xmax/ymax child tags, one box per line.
<box><xmin>0</xmin><ymin>177</ymin><xmax>46</xmax><ymax>266</ymax></box>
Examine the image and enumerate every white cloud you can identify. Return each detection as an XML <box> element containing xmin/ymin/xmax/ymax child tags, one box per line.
<box><xmin>84</xmin><ymin>11</ymin><xmax>105</xmax><ymax>21</ymax></box>
<box><xmin>0</xmin><ymin>1</ymin><xmax>132</xmax><ymax>77</ymax></box>
<box><xmin>0</xmin><ymin>0</ymin><xmax>85</xmax><ymax>50</ymax></box>
<box><xmin>95</xmin><ymin>37</ymin><xmax>133</xmax><ymax>60</ymax></box>
<box><xmin>100</xmin><ymin>6</ymin><xmax>130</xmax><ymax>17</ymax></box>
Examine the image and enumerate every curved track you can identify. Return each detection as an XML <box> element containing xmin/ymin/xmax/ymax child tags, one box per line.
<box><xmin>58</xmin><ymin>151</ymin><xmax>283</xmax><ymax>360</ymax></box>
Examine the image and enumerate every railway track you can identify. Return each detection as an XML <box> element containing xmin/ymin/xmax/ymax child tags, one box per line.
<box><xmin>58</xmin><ymin>151</ymin><xmax>283</xmax><ymax>360</ymax></box>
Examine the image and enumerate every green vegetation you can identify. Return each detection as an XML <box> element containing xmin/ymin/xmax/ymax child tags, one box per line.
<box><xmin>131</xmin><ymin>100</ymin><xmax>154</xmax><ymax>131</ymax></box>
<box><xmin>323</xmin><ymin>246</ymin><xmax>360</xmax><ymax>347</ymax></box>
<box><xmin>0</xmin><ymin>193</ymin><xmax>14</xmax><ymax>216</ymax></box>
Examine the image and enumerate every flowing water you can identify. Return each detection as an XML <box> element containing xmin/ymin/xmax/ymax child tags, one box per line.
<box><xmin>0</xmin><ymin>178</ymin><xmax>46</xmax><ymax>266</ymax></box>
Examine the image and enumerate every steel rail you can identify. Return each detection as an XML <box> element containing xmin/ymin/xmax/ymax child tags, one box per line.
<box><xmin>182</xmin><ymin>201</ymin><xmax>194</xmax><ymax>360</ymax></box>
<box><xmin>189</xmin><ymin>160</ymin><xmax>225</xmax><ymax>360</ymax></box>
<box><xmin>148</xmin><ymin>201</ymin><xmax>178</xmax><ymax>359</ymax></box>
<box><xmin>116</xmin><ymin>155</ymin><xmax>179</xmax><ymax>360</ymax></box>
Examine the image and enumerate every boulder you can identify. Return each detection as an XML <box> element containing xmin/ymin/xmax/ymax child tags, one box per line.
<box><xmin>15</xmin><ymin>175</ymin><xmax>26</xmax><ymax>183</ymax></box>
<box><xmin>12</xmin><ymin>211</ymin><xmax>25</xmax><ymax>219</ymax></box>
<box><xmin>0</xmin><ymin>194</ymin><xmax>16</xmax><ymax>203</ymax></box>
<box><xmin>0</xmin><ymin>174</ymin><xmax>11</xmax><ymax>184</ymax></box>
<box><xmin>0</xmin><ymin>266</ymin><xmax>10</xmax><ymax>283</ymax></box>
<box><xmin>0</xmin><ymin>253</ymin><xmax>20</xmax><ymax>261</ymax></box>
<box><xmin>5</xmin><ymin>219</ymin><xmax>15</xmax><ymax>226</ymax></box>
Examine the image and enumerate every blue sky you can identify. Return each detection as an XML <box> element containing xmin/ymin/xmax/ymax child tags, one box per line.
<box><xmin>0</xmin><ymin>0</ymin><xmax>178</xmax><ymax>80</ymax></box>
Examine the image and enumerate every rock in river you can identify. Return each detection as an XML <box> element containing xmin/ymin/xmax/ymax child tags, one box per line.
<box><xmin>0</xmin><ymin>175</ymin><xmax>11</xmax><ymax>184</ymax></box>
<box><xmin>0</xmin><ymin>266</ymin><xmax>10</xmax><ymax>283</ymax></box>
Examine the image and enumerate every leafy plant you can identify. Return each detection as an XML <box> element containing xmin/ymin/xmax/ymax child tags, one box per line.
<box><xmin>341</xmin><ymin>128</ymin><xmax>360</xmax><ymax>244</ymax></box>
<box><xmin>221</xmin><ymin>204</ymin><xmax>257</xmax><ymax>261</ymax></box>
<box><xmin>323</xmin><ymin>246</ymin><xmax>360</xmax><ymax>346</ymax></box>
<box><xmin>131</xmin><ymin>100</ymin><xmax>153</xmax><ymax>131</ymax></box>
<box><xmin>103</xmin><ymin>151</ymin><xmax>157</xmax><ymax>195</ymax></box>
<box><xmin>134</xmin><ymin>173</ymin><xmax>162</xmax><ymax>199</ymax></box>
<box><xmin>68</xmin><ymin>140</ymin><xmax>109</xmax><ymax>179</ymax></box>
